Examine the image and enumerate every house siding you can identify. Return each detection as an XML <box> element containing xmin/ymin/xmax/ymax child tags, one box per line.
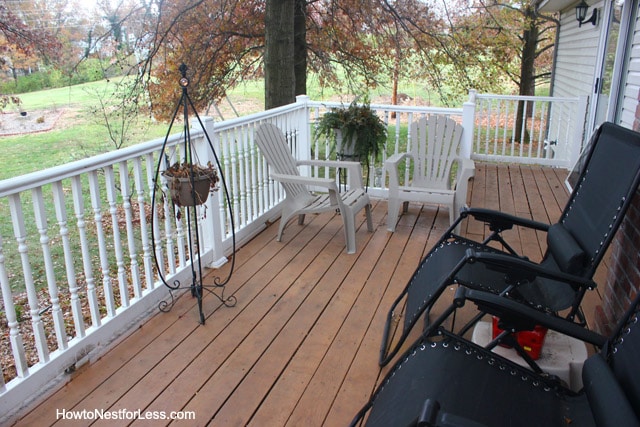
<box><xmin>545</xmin><ymin>0</ymin><xmax>640</xmax><ymax>334</ymax></box>
<box><xmin>617</xmin><ymin>3</ymin><xmax>640</xmax><ymax>128</ymax></box>
<box><xmin>552</xmin><ymin>3</ymin><xmax>603</xmax><ymax>100</ymax></box>
<box><xmin>594</xmin><ymin>1</ymin><xmax>640</xmax><ymax>335</ymax></box>
<box><xmin>596</xmin><ymin>87</ymin><xmax>640</xmax><ymax>335</ymax></box>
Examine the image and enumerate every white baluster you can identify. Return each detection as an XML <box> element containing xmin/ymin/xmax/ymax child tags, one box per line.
<box><xmin>220</xmin><ymin>131</ymin><xmax>232</xmax><ymax>235</ymax></box>
<box><xmin>237</xmin><ymin>127</ymin><xmax>249</xmax><ymax>226</ymax></box>
<box><xmin>8</xmin><ymin>194</ymin><xmax>49</xmax><ymax>363</ymax></box>
<box><xmin>0</xmin><ymin>233</ymin><xmax>28</xmax><ymax>378</ymax></box>
<box><xmin>87</xmin><ymin>171</ymin><xmax>116</xmax><ymax>317</ymax></box>
<box><xmin>250</xmin><ymin>130</ymin><xmax>262</xmax><ymax>217</ymax></box>
<box><xmin>134</xmin><ymin>157</ymin><xmax>154</xmax><ymax>290</ymax></box>
<box><xmin>119</xmin><ymin>161</ymin><xmax>142</xmax><ymax>299</ymax></box>
<box><xmin>249</xmin><ymin>128</ymin><xmax>262</xmax><ymax>215</ymax></box>
<box><xmin>52</xmin><ymin>182</ymin><xmax>85</xmax><ymax>338</ymax></box>
<box><xmin>229</xmin><ymin>132</ymin><xmax>241</xmax><ymax>231</ymax></box>
<box><xmin>174</xmin><ymin>205</ymin><xmax>187</xmax><ymax>268</ymax></box>
<box><xmin>162</xmin><ymin>149</ymin><xmax>177</xmax><ymax>274</ymax></box>
<box><xmin>72</xmin><ymin>176</ymin><xmax>101</xmax><ymax>328</ymax></box>
<box><xmin>495</xmin><ymin>100</ymin><xmax>504</xmax><ymax>155</ymax></box>
<box><xmin>32</xmin><ymin>187</ymin><xmax>67</xmax><ymax>350</ymax></box>
<box><xmin>147</xmin><ymin>153</ymin><xmax>165</xmax><ymax>280</ymax></box>
<box><xmin>105</xmin><ymin>166</ymin><xmax>129</xmax><ymax>308</ymax></box>
<box><xmin>529</xmin><ymin>101</ymin><xmax>537</xmax><ymax>158</ymax></box>
<box><xmin>500</xmin><ymin>100</ymin><xmax>508</xmax><ymax>154</ymax></box>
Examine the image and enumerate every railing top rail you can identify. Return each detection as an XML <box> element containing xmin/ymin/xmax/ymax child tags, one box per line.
<box><xmin>475</xmin><ymin>93</ymin><xmax>581</xmax><ymax>103</ymax></box>
<box><xmin>211</xmin><ymin>101</ymin><xmax>305</xmax><ymax>131</ymax></box>
<box><xmin>306</xmin><ymin>100</ymin><xmax>463</xmax><ymax>115</ymax></box>
<box><xmin>0</xmin><ymin>131</ymin><xmax>186</xmax><ymax>198</ymax></box>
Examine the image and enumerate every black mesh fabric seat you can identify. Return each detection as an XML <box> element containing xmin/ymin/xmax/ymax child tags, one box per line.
<box><xmin>353</xmin><ymin>290</ymin><xmax>640</xmax><ymax>427</ymax></box>
<box><xmin>380</xmin><ymin>122</ymin><xmax>640</xmax><ymax>366</ymax></box>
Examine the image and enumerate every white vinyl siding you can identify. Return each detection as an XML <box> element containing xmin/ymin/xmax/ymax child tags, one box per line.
<box><xmin>617</xmin><ymin>1</ymin><xmax>640</xmax><ymax>128</ymax></box>
<box><xmin>552</xmin><ymin>3</ymin><xmax>604</xmax><ymax>101</ymax></box>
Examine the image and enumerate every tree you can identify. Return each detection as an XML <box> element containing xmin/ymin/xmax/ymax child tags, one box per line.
<box><xmin>130</xmin><ymin>0</ymin><xmax>263</xmax><ymax>120</ymax></box>
<box><xmin>117</xmin><ymin>0</ymin><xmax>558</xmax><ymax>121</ymax></box>
<box><xmin>265</xmin><ymin>0</ymin><xmax>295</xmax><ymax>109</ymax></box>
<box><xmin>0</xmin><ymin>1</ymin><xmax>61</xmax><ymax>76</ymax></box>
<box><xmin>465</xmin><ymin>0</ymin><xmax>557</xmax><ymax>141</ymax></box>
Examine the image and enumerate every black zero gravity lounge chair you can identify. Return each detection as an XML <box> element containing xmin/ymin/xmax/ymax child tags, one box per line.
<box><xmin>379</xmin><ymin>122</ymin><xmax>640</xmax><ymax>366</ymax></box>
<box><xmin>351</xmin><ymin>288</ymin><xmax>640</xmax><ymax>427</ymax></box>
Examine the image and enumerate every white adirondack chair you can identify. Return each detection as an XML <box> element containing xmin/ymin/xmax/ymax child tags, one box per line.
<box><xmin>255</xmin><ymin>123</ymin><xmax>373</xmax><ymax>254</ymax></box>
<box><xmin>386</xmin><ymin>115</ymin><xmax>475</xmax><ymax>232</ymax></box>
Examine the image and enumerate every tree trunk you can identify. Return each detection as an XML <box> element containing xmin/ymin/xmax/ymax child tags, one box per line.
<box><xmin>265</xmin><ymin>0</ymin><xmax>296</xmax><ymax>109</ymax></box>
<box><xmin>515</xmin><ymin>5</ymin><xmax>538</xmax><ymax>143</ymax></box>
<box><xmin>294</xmin><ymin>0</ymin><xmax>307</xmax><ymax>96</ymax></box>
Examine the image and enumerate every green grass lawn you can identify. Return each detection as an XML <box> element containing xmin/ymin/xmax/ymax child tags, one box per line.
<box><xmin>0</xmin><ymin>79</ymin><xmax>169</xmax><ymax>180</ymax></box>
<box><xmin>0</xmin><ymin>75</ymin><xmax>440</xmax><ymax>181</ymax></box>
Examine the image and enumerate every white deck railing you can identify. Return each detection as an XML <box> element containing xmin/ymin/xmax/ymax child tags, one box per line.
<box><xmin>0</xmin><ymin>91</ymin><xmax>586</xmax><ymax>423</ymax></box>
<box><xmin>472</xmin><ymin>91</ymin><xmax>588</xmax><ymax>167</ymax></box>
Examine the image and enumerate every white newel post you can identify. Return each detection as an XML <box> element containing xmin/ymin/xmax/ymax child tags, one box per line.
<box><xmin>461</xmin><ymin>89</ymin><xmax>477</xmax><ymax>160</ymax></box>
<box><xmin>192</xmin><ymin>116</ymin><xmax>228</xmax><ymax>269</ymax></box>
<box><xmin>295</xmin><ymin>95</ymin><xmax>312</xmax><ymax>176</ymax></box>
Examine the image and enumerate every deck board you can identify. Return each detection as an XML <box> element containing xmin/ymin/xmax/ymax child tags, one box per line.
<box><xmin>13</xmin><ymin>164</ymin><xmax>606</xmax><ymax>427</ymax></box>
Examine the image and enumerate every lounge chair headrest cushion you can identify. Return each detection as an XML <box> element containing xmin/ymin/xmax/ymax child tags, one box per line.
<box><xmin>547</xmin><ymin>223</ymin><xmax>586</xmax><ymax>275</ymax></box>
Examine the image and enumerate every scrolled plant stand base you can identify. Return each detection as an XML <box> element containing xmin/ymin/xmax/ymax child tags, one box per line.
<box><xmin>151</xmin><ymin>64</ymin><xmax>236</xmax><ymax>324</ymax></box>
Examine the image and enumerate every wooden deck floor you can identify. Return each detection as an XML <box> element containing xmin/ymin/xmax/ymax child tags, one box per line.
<box><xmin>13</xmin><ymin>163</ymin><xmax>606</xmax><ymax>427</ymax></box>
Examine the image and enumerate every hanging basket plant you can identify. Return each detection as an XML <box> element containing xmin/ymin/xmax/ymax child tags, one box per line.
<box><xmin>314</xmin><ymin>95</ymin><xmax>387</xmax><ymax>163</ymax></box>
<box><xmin>162</xmin><ymin>161</ymin><xmax>219</xmax><ymax>206</ymax></box>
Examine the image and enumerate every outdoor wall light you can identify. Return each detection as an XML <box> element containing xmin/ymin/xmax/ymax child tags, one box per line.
<box><xmin>576</xmin><ymin>0</ymin><xmax>598</xmax><ymax>27</ymax></box>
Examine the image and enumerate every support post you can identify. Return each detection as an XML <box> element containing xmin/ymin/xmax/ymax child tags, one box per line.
<box><xmin>461</xmin><ymin>89</ymin><xmax>477</xmax><ymax>160</ymax></box>
<box><xmin>192</xmin><ymin>116</ymin><xmax>228</xmax><ymax>269</ymax></box>
<box><xmin>568</xmin><ymin>95</ymin><xmax>589</xmax><ymax>169</ymax></box>
<box><xmin>295</xmin><ymin>95</ymin><xmax>312</xmax><ymax>176</ymax></box>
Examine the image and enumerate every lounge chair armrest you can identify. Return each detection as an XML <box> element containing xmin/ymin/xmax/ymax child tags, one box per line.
<box><xmin>416</xmin><ymin>399</ymin><xmax>490</xmax><ymax>427</ymax></box>
<box><xmin>460</xmin><ymin>287</ymin><xmax>607</xmax><ymax>347</ymax></box>
<box><xmin>296</xmin><ymin>159</ymin><xmax>364</xmax><ymax>188</ymax></box>
<box><xmin>466</xmin><ymin>249</ymin><xmax>596</xmax><ymax>291</ymax></box>
<box><xmin>461</xmin><ymin>207</ymin><xmax>550</xmax><ymax>232</ymax></box>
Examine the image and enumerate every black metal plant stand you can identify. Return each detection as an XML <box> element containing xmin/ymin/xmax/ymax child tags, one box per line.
<box><xmin>151</xmin><ymin>64</ymin><xmax>236</xmax><ymax>324</ymax></box>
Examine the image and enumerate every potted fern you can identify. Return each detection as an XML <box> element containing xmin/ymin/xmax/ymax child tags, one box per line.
<box><xmin>315</xmin><ymin>96</ymin><xmax>387</xmax><ymax>165</ymax></box>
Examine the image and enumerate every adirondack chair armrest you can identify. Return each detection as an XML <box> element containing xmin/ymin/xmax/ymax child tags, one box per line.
<box><xmin>466</xmin><ymin>249</ymin><xmax>597</xmax><ymax>292</ymax></box>
<box><xmin>385</xmin><ymin>153</ymin><xmax>413</xmax><ymax>189</ymax></box>
<box><xmin>269</xmin><ymin>172</ymin><xmax>339</xmax><ymax>192</ymax></box>
<box><xmin>296</xmin><ymin>159</ymin><xmax>365</xmax><ymax>189</ymax></box>
<box><xmin>385</xmin><ymin>152</ymin><xmax>413</xmax><ymax>168</ymax></box>
<box><xmin>460</xmin><ymin>287</ymin><xmax>607</xmax><ymax>347</ymax></box>
<box><xmin>454</xmin><ymin>157</ymin><xmax>475</xmax><ymax>187</ymax></box>
<box><xmin>461</xmin><ymin>207</ymin><xmax>550</xmax><ymax>232</ymax></box>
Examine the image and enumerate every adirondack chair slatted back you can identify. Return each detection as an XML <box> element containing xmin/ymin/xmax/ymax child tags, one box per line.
<box><xmin>550</xmin><ymin>123</ymin><xmax>640</xmax><ymax>277</ymax></box>
<box><xmin>256</xmin><ymin>123</ymin><xmax>310</xmax><ymax>200</ymax></box>
<box><xmin>411</xmin><ymin>115</ymin><xmax>463</xmax><ymax>190</ymax></box>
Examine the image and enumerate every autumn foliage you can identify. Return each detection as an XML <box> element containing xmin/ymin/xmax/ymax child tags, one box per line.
<box><xmin>0</xmin><ymin>0</ymin><xmax>556</xmax><ymax>120</ymax></box>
